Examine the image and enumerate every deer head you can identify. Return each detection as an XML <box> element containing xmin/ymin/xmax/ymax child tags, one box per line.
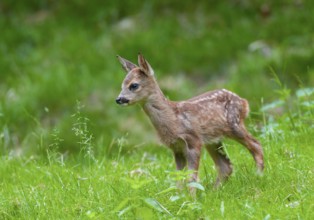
<box><xmin>116</xmin><ymin>53</ymin><xmax>157</xmax><ymax>106</ymax></box>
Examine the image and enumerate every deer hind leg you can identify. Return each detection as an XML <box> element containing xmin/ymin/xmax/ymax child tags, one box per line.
<box><xmin>230</xmin><ymin>123</ymin><xmax>264</xmax><ymax>174</ymax></box>
<box><xmin>205</xmin><ymin>142</ymin><xmax>233</xmax><ymax>188</ymax></box>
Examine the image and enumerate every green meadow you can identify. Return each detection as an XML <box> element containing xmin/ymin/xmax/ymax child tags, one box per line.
<box><xmin>0</xmin><ymin>1</ymin><xmax>314</xmax><ymax>219</ymax></box>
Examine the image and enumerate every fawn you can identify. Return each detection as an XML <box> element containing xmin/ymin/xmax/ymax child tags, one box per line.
<box><xmin>116</xmin><ymin>53</ymin><xmax>264</xmax><ymax>188</ymax></box>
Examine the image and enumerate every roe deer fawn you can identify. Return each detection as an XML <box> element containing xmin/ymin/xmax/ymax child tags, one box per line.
<box><xmin>116</xmin><ymin>53</ymin><xmax>264</xmax><ymax>189</ymax></box>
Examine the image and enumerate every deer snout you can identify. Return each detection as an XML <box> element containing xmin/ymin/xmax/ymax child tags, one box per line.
<box><xmin>116</xmin><ymin>97</ymin><xmax>129</xmax><ymax>105</ymax></box>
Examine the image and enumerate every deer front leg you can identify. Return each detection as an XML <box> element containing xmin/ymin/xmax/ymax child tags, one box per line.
<box><xmin>173</xmin><ymin>151</ymin><xmax>187</xmax><ymax>171</ymax></box>
<box><xmin>172</xmin><ymin>138</ymin><xmax>201</xmax><ymax>195</ymax></box>
<box><xmin>185</xmin><ymin>141</ymin><xmax>202</xmax><ymax>196</ymax></box>
<box><xmin>186</xmin><ymin>147</ymin><xmax>201</xmax><ymax>183</ymax></box>
<box><xmin>173</xmin><ymin>149</ymin><xmax>200</xmax><ymax>180</ymax></box>
<box><xmin>173</xmin><ymin>151</ymin><xmax>187</xmax><ymax>190</ymax></box>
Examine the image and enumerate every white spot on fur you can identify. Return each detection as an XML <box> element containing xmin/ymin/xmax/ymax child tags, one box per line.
<box><xmin>188</xmin><ymin>96</ymin><xmax>213</xmax><ymax>104</ymax></box>
<box><xmin>222</xmin><ymin>89</ymin><xmax>237</xmax><ymax>96</ymax></box>
<box><xmin>182</xmin><ymin>89</ymin><xmax>240</xmax><ymax>105</ymax></box>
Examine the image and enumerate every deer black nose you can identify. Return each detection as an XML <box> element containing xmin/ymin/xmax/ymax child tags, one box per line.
<box><xmin>115</xmin><ymin>97</ymin><xmax>122</xmax><ymax>104</ymax></box>
<box><xmin>116</xmin><ymin>97</ymin><xmax>129</xmax><ymax>105</ymax></box>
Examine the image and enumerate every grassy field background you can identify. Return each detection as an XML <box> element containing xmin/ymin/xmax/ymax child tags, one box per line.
<box><xmin>0</xmin><ymin>0</ymin><xmax>314</xmax><ymax>219</ymax></box>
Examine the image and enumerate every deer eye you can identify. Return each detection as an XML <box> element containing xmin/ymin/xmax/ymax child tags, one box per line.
<box><xmin>129</xmin><ymin>83</ymin><xmax>139</xmax><ymax>91</ymax></box>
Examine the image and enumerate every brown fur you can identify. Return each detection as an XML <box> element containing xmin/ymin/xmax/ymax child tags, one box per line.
<box><xmin>116</xmin><ymin>54</ymin><xmax>264</xmax><ymax>189</ymax></box>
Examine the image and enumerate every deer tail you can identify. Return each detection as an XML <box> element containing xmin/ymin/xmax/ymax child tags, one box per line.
<box><xmin>241</xmin><ymin>99</ymin><xmax>250</xmax><ymax>119</ymax></box>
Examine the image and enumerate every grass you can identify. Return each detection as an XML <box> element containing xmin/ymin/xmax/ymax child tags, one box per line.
<box><xmin>1</xmin><ymin>0</ymin><xmax>314</xmax><ymax>219</ymax></box>
<box><xmin>1</xmin><ymin>90</ymin><xmax>314</xmax><ymax>219</ymax></box>
<box><xmin>0</xmin><ymin>106</ymin><xmax>313</xmax><ymax>219</ymax></box>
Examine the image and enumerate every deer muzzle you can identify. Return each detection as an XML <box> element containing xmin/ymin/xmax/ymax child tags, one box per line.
<box><xmin>116</xmin><ymin>97</ymin><xmax>130</xmax><ymax>105</ymax></box>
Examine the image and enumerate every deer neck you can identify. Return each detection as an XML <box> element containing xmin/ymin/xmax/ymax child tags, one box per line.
<box><xmin>143</xmin><ymin>88</ymin><xmax>173</xmax><ymax>121</ymax></box>
<box><xmin>142</xmin><ymin>87</ymin><xmax>178</xmax><ymax>142</ymax></box>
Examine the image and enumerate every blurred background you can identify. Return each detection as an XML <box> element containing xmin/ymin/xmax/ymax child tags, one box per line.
<box><xmin>0</xmin><ymin>0</ymin><xmax>313</xmax><ymax>157</ymax></box>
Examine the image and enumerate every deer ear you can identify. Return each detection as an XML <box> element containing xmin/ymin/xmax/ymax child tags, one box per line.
<box><xmin>117</xmin><ymin>55</ymin><xmax>137</xmax><ymax>73</ymax></box>
<box><xmin>138</xmin><ymin>53</ymin><xmax>154</xmax><ymax>76</ymax></box>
